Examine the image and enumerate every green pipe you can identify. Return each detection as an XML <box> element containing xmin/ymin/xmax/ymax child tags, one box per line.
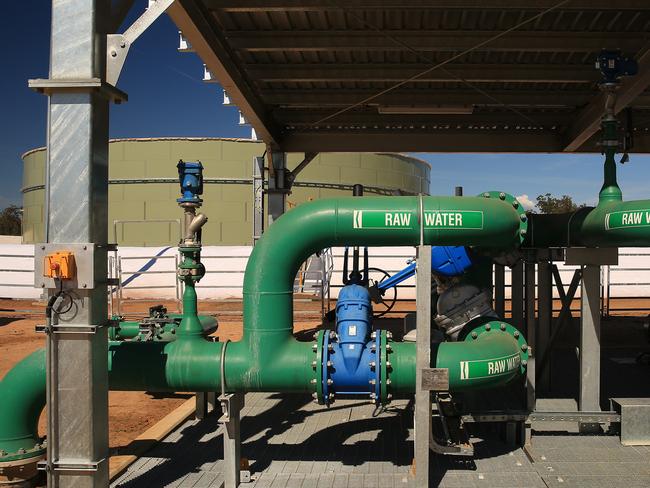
<box><xmin>234</xmin><ymin>196</ymin><xmax>524</xmax><ymax>391</ymax></box>
<box><xmin>1</xmin><ymin>195</ymin><xmax>528</xmax><ymax>462</ymax></box>
<box><xmin>108</xmin><ymin>315</ymin><xmax>216</xmax><ymax>341</ymax></box>
<box><xmin>0</xmin><ymin>349</ymin><xmax>46</xmax><ymax>462</ymax></box>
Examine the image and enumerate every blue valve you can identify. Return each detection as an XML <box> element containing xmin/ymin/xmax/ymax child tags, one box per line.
<box><xmin>177</xmin><ymin>160</ymin><xmax>204</xmax><ymax>204</ymax></box>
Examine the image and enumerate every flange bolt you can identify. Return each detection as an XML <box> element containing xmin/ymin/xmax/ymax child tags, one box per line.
<box><xmin>327</xmin><ymin>379</ymin><xmax>334</xmax><ymax>385</ymax></box>
<box><xmin>471</xmin><ymin>332</ymin><xmax>478</xmax><ymax>339</ymax></box>
<box><xmin>522</xmin><ymin>360</ymin><xmax>528</xmax><ymax>366</ymax></box>
<box><xmin>521</xmin><ymin>344</ymin><xmax>528</xmax><ymax>351</ymax></box>
<box><xmin>499</xmin><ymin>192</ymin><xmax>506</xmax><ymax>200</ymax></box>
<box><xmin>369</xmin><ymin>379</ymin><xmax>376</xmax><ymax>385</ymax></box>
<box><xmin>500</xmin><ymin>323</ymin><xmax>506</xmax><ymax>331</ymax></box>
<box><xmin>485</xmin><ymin>324</ymin><xmax>491</xmax><ymax>331</ymax></box>
<box><xmin>311</xmin><ymin>378</ymin><xmax>317</xmax><ymax>384</ymax></box>
<box><xmin>327</xmin><ymin>360</ymin><xmax>333</xmax><ymax>368</ymax></box>
<box><xmin>386</xmin><ymin>331</ymin><xmax>393</xmax><ymax>339</ymax></box>
<box><xmin>369</xmin><ymin>361</ymin><xmax>376</xmax><ymax>369</ymax></box>
<box><xmin>312</xmin><ymin>360</ymin><xmax>317</xmax><ymax>368</ymax></box>
<box><xmin>312</xmin><ymin>343</ymin><xmax>318</xmax><ymax>351</ymax></box>
<box><xmin>514</xmin><ymin>331</ymin><xmax>520</xmax><ymax>338</ymax></box>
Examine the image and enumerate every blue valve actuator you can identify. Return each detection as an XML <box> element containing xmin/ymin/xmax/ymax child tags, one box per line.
<box><xmin>177</xmin><ymin>160</ymin><xmax>204</xmax><ymax>204</ymax></box>
<box><xmin>376</xmin><ymin>246</ymin><xmax>472</xmax><ymax>292</ymax></box>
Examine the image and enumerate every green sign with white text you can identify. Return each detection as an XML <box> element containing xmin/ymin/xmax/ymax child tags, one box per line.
<box><xmin>605</xmin><ymin>209</ymin><xmax>650</xmax><ymax>230</ymax></box>
<box><xmin>352</xmin><ymin>210</ymin><xmax>483</xmax><ymax>230</ymax></box>
<box><xmin>459</xmin><ymin>352</ymin><xmax>521</xmax><ymax>381</ymax></box>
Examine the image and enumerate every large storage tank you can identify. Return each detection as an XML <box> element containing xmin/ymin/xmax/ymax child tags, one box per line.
<box><xmin>21</xmin><ymin>138</ymin><xmax>430</xmax><ymax>245</ymax></box>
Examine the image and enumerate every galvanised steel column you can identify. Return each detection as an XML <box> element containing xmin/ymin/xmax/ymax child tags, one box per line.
<box><xmin>537</xmin><ymin>256</ymin><xmax>553</xmax><ymax>393</ymax></box>
<box><xmin>579</xmin><ymin>264</ymin><xmax>602</xmax><ymax>433</ymax></box>
<box><xmin>267</xmin><ymin>152</ymin><xmax>287</xmax><ymax>226</ymax></box>
<box><xmin>524</xmin><ymin>258</ymin><xmax>536</xmax><ymax>413</ymax></box>
<box><xmin>252</xmin><ymin>156</ymin><xmax>265</xmax><ymax>243</ymax></box>
<box><xmin>414</xmin><ymin>245</ymin><xmax>432</xmax><ymax>486</ymax></box>
<box><xmin>37</xmin><ymin>1</ymin><xmax>111</xmax><ymax>485</ymax></box>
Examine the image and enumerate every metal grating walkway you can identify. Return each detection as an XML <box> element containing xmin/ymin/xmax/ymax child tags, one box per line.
<box><xmin>112</xmin><ymin>393</ymin><xmax>650</xmax><ymax>488</ymax></box>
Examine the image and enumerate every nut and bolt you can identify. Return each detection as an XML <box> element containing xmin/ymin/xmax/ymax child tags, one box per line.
<box><xmin>483</xmin><ymin>192</ymin><xmax>490</xmax><ymax>198</ymax></box>
<box><xmin>311</xmin><ymin>360</ymin><xmax>317</xmax><ymax>368</ymax></box>
<box><xmin>312</xmin><ymin>343</ymin><xmax>318</xmax><ymax>351</ymax></box>
<box><xmin>386</xmin><ymin>361</ymin><xmax>392</xmax><ymax>368</ymax></box>
<box><xmin>369</xmin><ymin>379</ymin><xmax>376</xmax><ymax>385</ymax></box>
<box><xmin>512</xmin><ymin>201</ymin><xmax>519</xmax><ymax>209</ymax></box>
<box><xmin>522</xmin><ymin>360</ymin><xmax>528</xmax><ymax>366</ymax></box>
<box><xmin>371</xmin><ymin>331</ymin><xmax>377</xmax><ymax>339</ymax></box>
<box><xmin>386</xmin><ymin>379</ymin><xmax>392</xmax><ymax>385</ymax></box>
<box><xmin>386</xmin><ymin>344</ymin><xmax>392</xmax><ymax>352</ymax></box>
<box><xmin>521</xmin><ymin>344</ymin><xmax>528</xmax><ymax>351</ymax></box>
<box><xmin>471</xmin><ymin>332</ymin><xmax>478</xmax><ymax>339</ymax></box>
<box><xmin>370</xmin><ymin>393</ymin><xmax>376</xmax><ymax>399</ymax></box>
<box><xmin>313</xmin><ymin>332</ymin><xmax>319</xmax><ymax>340</ymax></box>
<box><xmin>328</xmin><ymin>344</ymin><xmax>334</xmax><ymax>351</ymax></box>
<box><xmin>513</xmin><ymin>331</ymin><xmax>520</xmax><ymax>338</ymax></box>
<box><xmin>326</xmin><ymin>360</ymin><xmax>333</xmax><ymax>368</ymax></box>
<box><xmin>387</xmin><ymin>394</ymin><xmax>393</xmax><ymax>401</ymax></box>
<box><xmin>520</xmin><ymin>229</ymin><xmax>527</xmax><ymax>236</ymax></box>
<box><xmin>485</xmin><ymin>324</ymin><xmax>491</xmax><ymax>331</ymax></box>
<box><xmin>500</xmin><ymin>323</ymin><xmax>506</xmax><ymax>331</ymax></box>
<box><xmin>310</xmin><ymin>378</ymin><xmax>317</xmax><ymax>384</ymax></box>
<box><xmin>386</xmin><ymin>331</ymin><xmax>393</xmax><ymax>339</ymax></box>
<box><xmin>329</xmin><ymin>331</ymin><xmax>337</xmax><ymax>339</ymax></box>
<box><xmin>312</xmin><ymin>392</ymin><xmax>318</xmax><ymax>399</ymax></box>
<box><xmin>327</xmin><ymin>379</ymin><xmax>334</xmax><ymax>385</ymax></box>
<box><xmin>369</xmin><ymin>361</ymin><xmax>376</xmax><ymax>369</ymax></box>
<box><xmin>328</xmin><ymin>393</ymin><xmax>334</xmax><ymax>399</ymax></box>
<box><xmin>499</xmin><ymin>192</ymin><xmax>506</xmax><ymax>200</ymax></box>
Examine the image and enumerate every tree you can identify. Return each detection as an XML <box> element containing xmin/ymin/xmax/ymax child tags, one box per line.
<box><xmin>535</xmin><ymin>193</ymin><xmax>585</xmax><ymax>214</ymax></box>
<box><xmin>0</xmin><ymin>205</ymin><xmax>22</xmax><ymax>235</ymax></box>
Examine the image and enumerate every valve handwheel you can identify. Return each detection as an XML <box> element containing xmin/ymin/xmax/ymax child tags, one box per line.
<box><xmin>367</xmin><ymin>267</ymin><xmax>397</xmax><ymax>318</ymax></box>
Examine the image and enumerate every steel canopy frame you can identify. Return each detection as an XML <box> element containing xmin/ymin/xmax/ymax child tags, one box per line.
<box><xmin>169</xmin><ymin>0</ymin><xmax>650</xmax><ymax>153</ymax></box>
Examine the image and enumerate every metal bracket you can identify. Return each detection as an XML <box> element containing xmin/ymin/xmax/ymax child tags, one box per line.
<box><xmin>218</xmin><ymin>393</ymin><xmax>244</xmax><ymax>424</ymax></box>
<box><xmin>38</xmin><ymin>458</ymin><xmax>106</xmax><ymax>473</ymax></box>
<box><xmin>106</xmin><ymin>0</ymin><xmax>175</xmax><ymax>86</ymax></box>
<box><xmin>34</xmin><ymin>243</ymin><xmax>97</xmax><ymax>290</ymax></box>
<box><xmin>28</xmin><ymin>78</ymin><xmax>127</xmax><ymax>103</ymax></box>
<box><xmin>36</xmin><ymin>323</ymin><xmax>104</xmax><ymax>335</ymax></box>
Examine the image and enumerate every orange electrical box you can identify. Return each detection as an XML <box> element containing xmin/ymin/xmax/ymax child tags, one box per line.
<box><xmin>44</xmin><ymin>251</ymin><xmax>76</xmax><ymax>280</ymax></box>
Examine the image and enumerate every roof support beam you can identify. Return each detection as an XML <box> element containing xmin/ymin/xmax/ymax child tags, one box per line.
<box><xmin>205</xmin><ymin>0</ymin><xmax>650</xmax><ymax>12</ymax></box>
<box><xmin>284</xmin><ymin>129</ymin><xmax>650</xmax><ymax>153</ymax></box>
<box><xmin>228</xmin><ymin>31</ymin><xmax>644</xmax><ymax>53</ymax></box>
<box><xmin>261</xmin><ymin>89</ymin><xmax>650</xmax><ymax>108</ymax></box>
<box><xmin>167</xmin><ymin>0</ymin><xmax>281</xmax><ymax>147</ymax></box>
<box><xmin>248</xmin><ymin>64</ymin><xmax>597</xmax><ymax>83</ymax></box>
<box><xmin>564</xmin><ymin>49</ymin><xmax>650</xmax><ymax>151</ymax></box>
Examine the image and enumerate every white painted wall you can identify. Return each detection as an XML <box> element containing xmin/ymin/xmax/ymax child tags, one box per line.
<box><xmin>1</xmin><ymin>244</ymin><xmax>650</xmax><ymax>303</ymax></box>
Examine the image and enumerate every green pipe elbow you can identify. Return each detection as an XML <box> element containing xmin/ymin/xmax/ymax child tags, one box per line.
<box><xmin>578</xmin><ymin>200</ymin><xmax>650</xmax><ymax>247</ymax></box>
<box><xmin>0</xmin><ymin>349</ymin><xmax>46</xmax><ymax>462</ymax></box>
<box><xmin>436</xmin><ymin>322</ymin><xmax>528</xmax><ymax>391</ymax></box>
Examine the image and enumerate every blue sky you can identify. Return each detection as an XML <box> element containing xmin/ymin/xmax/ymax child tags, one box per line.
<box><xmin>2</xmin><ymin>1</ymin><xmax>650</xmax><ymax>210</ymax></box>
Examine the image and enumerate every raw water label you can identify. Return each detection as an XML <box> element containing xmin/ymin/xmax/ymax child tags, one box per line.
<box><xmin>352</xmin><ymin>210</ymin><xmax>483</xmax><ymax>230</ymax></box>
<box><xmin>459</xmin><ymin>353</ymin><xmax>521</xmax><ymax>381</ymax></box>
<box><xmin>605</xmin><ymin>209</ymin><xmax>650</xmax><ymax>230</ymax></box>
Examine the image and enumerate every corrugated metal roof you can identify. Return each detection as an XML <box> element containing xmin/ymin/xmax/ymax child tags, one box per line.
<box><xmin>168</xmin><ymin>1</ymin><xmax>650</xmax><ymax>152</ymax></box>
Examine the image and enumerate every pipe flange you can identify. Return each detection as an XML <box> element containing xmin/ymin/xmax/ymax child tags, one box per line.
<box><xmin>466</xmin><ymin>320</ymin><xmax>529</xmax><ymax>376</ymax></box>
<box><xmin>314</xmin><ymin>330</ymin><xmax>326</xmax><ymax>405</ymax></box>
<box><xmin>479</xmin><ymin>191</ymin><xmax>528</xmax><ymax>244</ymax></box>
<box><xmin>0</xmin><ymin>442</ymin><xmax>45</xmax><ymax>464</ymax></box>
<box><xmin>379</xmin><ymin>330</ymin><xmax>389</xmax><ymax>404</ymax></box>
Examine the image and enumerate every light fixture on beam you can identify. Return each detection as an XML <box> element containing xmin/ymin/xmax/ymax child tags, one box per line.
<box><xmin>178</xmin><ymin>31</ymin><xmax>192</xmax><ymax>52</ymax></box>
<box><xmin>378</xmin><ymin>105</ymin><xmax>474</xmax><ymax>115</ymax></box>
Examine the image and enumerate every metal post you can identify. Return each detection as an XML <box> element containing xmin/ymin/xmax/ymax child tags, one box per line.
<box><xmin>494</xmin><ymin>263</ymin><xmax>506</xmax><ymax>318</ymax></box>
<box><xmin>32</xmin><ymin>1</ymin><xmax>114</xmax><ymax>485</ymax></box>
<box><xmin>525</xmin><ymin>260</ymin><xmax>536</xmax><ymax>414</ymax></box>
<box><xmin>537</xmin><ymin>257</ymin><xmax>553</xmax><ymax>393</ymax></box>
<box><xmin>579</xmin><ymin>264</ymin><xmax>602</xmax><ymax>432</ymax></box>
<box><xmin>267</xmin><ymin>152</ymin><xmax>287</xmax><ymax>226</ymax></box>
<box><xmin>219</xmin><ymin>392</ymin><xmax>245</xmax><ymax>488</ymax></box>
<box><xmin>510</xmin><ymin>261</ymin><xmax>524</xmax><ymax>326</ymax></box>
<box><xmin>252</xmin><ymin>156</ymin><xmax>264</xmax><ymax>244</ymax></box>
<box><xmin>414</xmin><ymin>245</ymin><xmax>432</xmax><ymax>486</ymax></box>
